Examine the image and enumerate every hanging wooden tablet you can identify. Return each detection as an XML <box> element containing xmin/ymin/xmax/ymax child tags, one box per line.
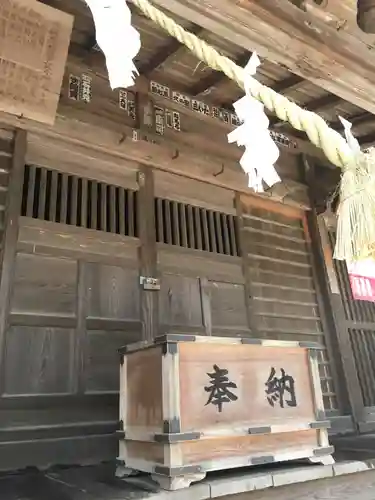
<box><xmin>0</xmin><ymin>0</ymin><xmax>73</xmax><ymax>125</ymax></box>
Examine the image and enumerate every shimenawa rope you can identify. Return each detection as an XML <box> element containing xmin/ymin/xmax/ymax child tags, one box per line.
<box><xmin>129</xmin><ymin>0</ymin><xmax>375</xmax><ymax>261</ymax></box>
<box><xmin>130</xmin><ymin>0</ymin><xmax>354</xmax><ymax>170</ymax></box>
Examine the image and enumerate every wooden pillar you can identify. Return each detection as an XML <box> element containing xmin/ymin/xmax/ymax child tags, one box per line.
<box><xmin>234</xmin><ymin>193</ymin><xmax>258</xmax><ymax>336</ymax></box>
<box><xmin>303</xmin><ymin>156</ymin><xmax>365</xmax><ymax>429</ymax></box>
<box><xmin>138</xmin><ymin>165</ymin><xmax>159</xmax><ymax>342</ymax></box>
<box><xmin>75</xmin><ymin>260</ymin><xmax>89</xmax><ymax>394</ymax></box>
<box><xmin>0</xmin><ymin>128</ymin><xmax>26</xmax><ymax>393</ymax></box>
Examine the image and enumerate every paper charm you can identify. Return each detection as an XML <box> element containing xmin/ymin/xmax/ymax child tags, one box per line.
<box><xmin>339</xmin><ymin>116</ymin><xmax>361</xmax><ymax>156</ymax></box>
<box><xmin>228</xmin><ymin>52</ymin><xmax>280</xmax><ymax>192</ymax></box>
<box><xmin>85</xmin><ymin>0</ymin><xmax>141</xmax><ymax>89</ymax></box>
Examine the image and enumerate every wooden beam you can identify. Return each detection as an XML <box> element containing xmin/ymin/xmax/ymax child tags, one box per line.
<box><xmin>188</xmin><ymin>51</ymin><xmax>250</xmax><ymax>96</ymax></box>
<box><xmin>138</xmin><ymin>24</ymin><xmax>203</xmax><ymax>76</ymax></box>
<box><xmin>359</xmin><ymin>131</ymin><xmax>375</xmax><ymax>146</ymax></box>
<box><xmin>272</xmin><ymin>74</ymin><xmax>304</xmax><ymax>93</ymax></box>
<box><xmin>0</xmin><ymin>100</ymin><xmax>314</xmax><ymax>213</ymax></box>
<box><xmin>132</xmin><ymin>74</ymin><xmax>327</xmax><ymax>161</ymax></box>
<box><xmin>305</xmin><ymin>95</ymin><xmax>342</xmax><ymax>113</ymax></box>
<box><xmin>144</xmin><ymin>0</ymin><xmax>375</xmax><ymax>114</ymax></box>
<box><xmin>331</xmin><ymin>111</ymin><xmax>375</xmax><ymax>131</ymax></box>
<box><xmin>219</xmin><ymin>73</ymin><xmax>303</xmax><ymax>111</ymax></box>
<box><xmin>66</xmin><ymin>43</ymin><xmax>325</xmax><ymax>161</ymax></box>
<box><xmin>271</xmin><ymin>94</ymin><xmax>342</xmax><ymax>129</ymax></box>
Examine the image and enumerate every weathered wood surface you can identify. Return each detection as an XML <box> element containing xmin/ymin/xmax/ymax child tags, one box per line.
<box><xmin>179</xmin><ymin>430</ymin><xmax>319</xmax><ymax>463</ymax></box>
<box><xmin>239</xmin><ymin>193</ymin><xmax>339</xmax><ymax>413</ymax></box>
<box><xmin>154</xmin><ymin>170</ymin><xmax>235</xmax><ymax>214</ymax></box>
<box><xmin>66</xmin><ymin>38</ymin><xmax>325</xmax><ymax>161</ymax></box>
<box><xmin>5</xmin><ymin>107</ymin><xmax>310</xmax><ymax>211</ymax></box>
<box><xmin>0</xmin><ymin>129</ymin><xmax>26</xmax><ymax>395</ymax></box>
<box><xmin>0</xmin><ymin>48</ymin><xmax>317</xmax><ymax>210</ymax></box>
<box><xmin>329</xmin><ymin>226</ymin><xmax>375</xmax><ymax>431</ymax></box>
<box><xmin>125</xmin><ymin>348</ymin><xmax>163</xmax><ymax>432</ymax></box>
<box><xmin>0</xmin><ymin>0</ymin><xmax>73</xmax><ymax>124</ymax></box>
<box><xmin>0</xmin><ymin>145</ymin><xmax>343</xmax><ymax>471</ymax></box>
<box><xmin>178</xmin><ymin>342</ymin><xmax>316</xmax><ymax>431</ymax></box>
<box><xmin>0</xmin><ymin>213</ymin><xmax>143</xmax><ymax>470</ymax></box>
<box><xmin>157</xmin><ymin>248</ymin><xmax>247</xmax><ymax>337</ymax></box>
<box><xmin>118</xmin><ymin>336</ymin><xmax>332</xmax><ymax>489</ymax></box>
<box><xmin>147</xmin><ymin>0</ymin><xmax>375</xmax><ymax>114</ymax></box>
<box><xmin>303</xmin><ymin>162</ymin><xmax>364</xmax><ymax>427</ymax></box>
<box><xmin>138</xmin><ymin>167</ymin><xmax>159</xmax><ymax>342</ymax></box>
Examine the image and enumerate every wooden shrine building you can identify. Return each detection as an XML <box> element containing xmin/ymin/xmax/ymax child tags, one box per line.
<box><xmin>1</xmin><ymin>0</ymin><xmax>375</xmax><ymax>471</ymax></box>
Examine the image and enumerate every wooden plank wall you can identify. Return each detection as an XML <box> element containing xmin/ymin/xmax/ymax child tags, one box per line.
<box><xmin>0</xmin><ymin>155</ymin><xmax>142</xmax><ymax>470</ymax></box>
<box><xmin>1</xmin><ymin>217</ymin><xmax>141</xmax><ymax>470</ymax></box>
<box><xmin>329</xmin><ymin>230</ymin><xmax>375</xmax><ymax>423</ymax></box>
<box><xmin>238</xmin><ymin>195</ymin><xmax>339</xmax><ymax>414</ymax></box>
<box><xmin>0</xmin><ymin>149</ymin><xmax>343</xmax><ymax>470</ymax></box>
<box><xmin>154</xmin><ymin>171</ymin><xmax>246</xmax><ymax>338</ymax></box>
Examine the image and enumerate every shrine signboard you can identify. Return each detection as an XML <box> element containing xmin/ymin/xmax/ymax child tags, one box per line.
<box><xmin>118</xmin><ymin>335</ymin><xmax>334</xmax><ymax>491</ymax></box>
<box><xmin>347</xmin><ymin>259</ymin><xmax>375</xmax><ymax>302</ymax></box>
<box><xmin>0</xmin><ymin>0</ymin><xmax>73</xmax><ymax>125</ymax></box>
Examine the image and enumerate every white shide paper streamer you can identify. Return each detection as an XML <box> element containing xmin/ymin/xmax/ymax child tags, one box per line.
<box><xmin>228</xmin><ymin>53</ymin><xmax>280</xmax><ymax>192</ymax></box>
<box><xmin>85</xmin><ymin>0</ymin><xmax>141</xmax><ymax>89</ymax></box>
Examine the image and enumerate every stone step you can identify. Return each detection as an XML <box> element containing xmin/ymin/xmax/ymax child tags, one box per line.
<box><xmin>2</xmin><ymin>461</ymin><xmax>375</xmax><ymax>500</ymax></box>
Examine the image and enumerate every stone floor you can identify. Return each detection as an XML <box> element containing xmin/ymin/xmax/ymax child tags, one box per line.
<box><xmin>2</xmin><ymin>459</ymin><xmax>375</xmax><ymax>500</ymax></box>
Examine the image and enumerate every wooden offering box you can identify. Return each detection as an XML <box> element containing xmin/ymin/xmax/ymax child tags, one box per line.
<box><xmin>118</xmin><ymin>335</ymin><xmax>334</xmax><ymax>490</ymax></box>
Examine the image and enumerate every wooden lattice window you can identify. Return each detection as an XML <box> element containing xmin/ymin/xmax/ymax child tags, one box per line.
<box><xmin>21</xmin><ymin>165</ymin><xmax>138</xmax><ymax>237</ymax></box>
<box><xmin>155</xmin><ymin>197</ymin><xmax>239</xmax><ymax>256</ymax></box>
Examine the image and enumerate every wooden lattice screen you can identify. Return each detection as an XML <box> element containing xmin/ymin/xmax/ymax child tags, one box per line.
<box><xmin>21</xmin><ymin>165</ymin><xmax>138</xmax><ymax>237</ymax></box>
<box><xmin>155</xmin><ymin>197</ymin><xmax>238</xmax><ymax>256</ymax></box>
<box><xmin>241</xmin><ymin>198</ymin><xmax>339</xmax><ymax>412</ymax></box>
<box><xmin>329</xmin><ymin>231</ymin><xmax>375</xmax><ymax>409</ymax></box>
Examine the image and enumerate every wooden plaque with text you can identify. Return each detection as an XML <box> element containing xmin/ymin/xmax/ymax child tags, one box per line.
<box><xmin>0</xmin><ymin>0</ymin><xmax>73</xmax><ymax>125</ymax></box>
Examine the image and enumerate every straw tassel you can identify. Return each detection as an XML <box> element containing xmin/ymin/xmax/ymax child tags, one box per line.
<box><xmin>334</xmin><ymin>118</ymin><xmax>375</xmax><ymax>261</ymax></box>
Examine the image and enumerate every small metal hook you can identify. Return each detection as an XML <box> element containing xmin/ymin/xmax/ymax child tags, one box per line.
<box><xmin>213</xmin><ymin>164</ymin><xmax>225</xmax><ymax>177</ymax></box>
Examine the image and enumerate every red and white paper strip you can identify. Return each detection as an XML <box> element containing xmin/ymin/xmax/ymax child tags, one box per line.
<box><xmin>348</xmin><ymin>259</ymin><xmax>375</xmax><ymax>302</ymax></box>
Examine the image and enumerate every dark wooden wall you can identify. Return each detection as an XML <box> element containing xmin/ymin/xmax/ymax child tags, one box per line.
<box><xmin>0</xmin><ymin>137</ymin><xmax>345</xmax><ymax>470</ymax></box>
<box><xmin>239</xmin><ymin>196</ymin><xmax>339</xmax><ymax>414</ymax></box>
<box><xmin>328</xmin><ymin>230</ymin><xmax>375</xmax><ymax>430</ymax></box>
<box><xmin>1</xmin><ymin>217</ymin><xmax>140</xmax><ymax>469</ymax></box>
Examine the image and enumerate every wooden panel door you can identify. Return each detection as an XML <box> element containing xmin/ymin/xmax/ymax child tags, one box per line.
<box><xmin>0</xmin><ymin>159</ymin><xmax>142</xmax><ymax>471</ymax></box>
<box><xmin>155</xmin><ymin>188</ymin><xmax>250</xmax><ymax>338</ymax></box>
<box><xmin>85</xmin><ymin>261</ymin><xmax>141</xmax><ymax>393</ymax></box>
